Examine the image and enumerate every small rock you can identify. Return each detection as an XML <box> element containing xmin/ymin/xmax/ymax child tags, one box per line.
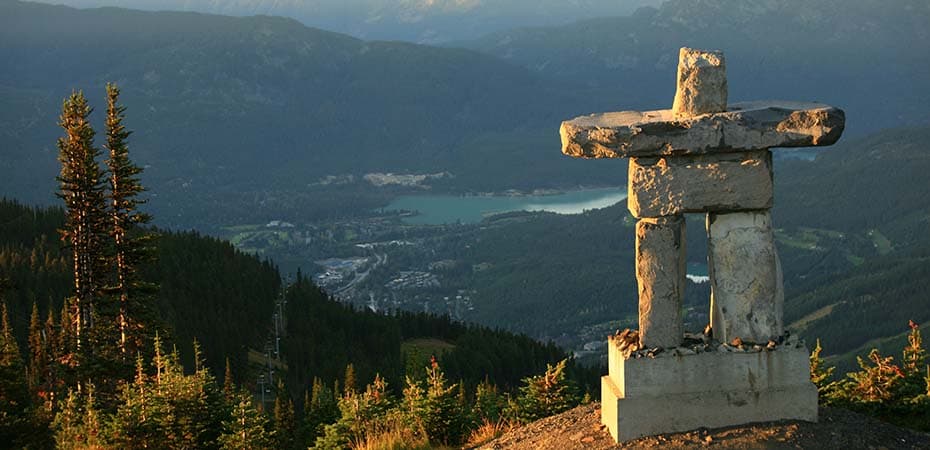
<box><xmin>752</xmin><ymin>345</ymin><xmax>763</xmax><ymax>352</ymax></box>
<box><xmin>581</xmin><ymin>436</ymin><xmax>595</xmax><ymax>443</ymax></box>
<box><xmin>704</xmin><ymin>435</ymin><xmax>713</xmax><ymax>444</ymax></box>
<box><xmin>618</xmin><ymin>328</ymin><xmax>631</xmax><ymax>340</ymax></box>
<box><xmin>766</xmin><ymin>340</ymin><xmax>777</xmax><ymax>350</ymax></box>
<box><xmin>730</xmin><ymin>337</ymin><xmax>743</xmax><ymax>347</ymax></box>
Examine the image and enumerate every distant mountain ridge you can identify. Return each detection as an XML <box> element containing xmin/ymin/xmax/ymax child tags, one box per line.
<box><xmin>3</xmin><ymin>0</ymin><xmax>929</xmax><ymax>230</ymax></box>
<box><xmin>460</xmin><ymin>0</ymin><xmax>930</xmax><ymax>135</ymax></box>
<box><xmin>26</xmin><ymin>0</ymin><xmax>665</xmax><ymax>43</ymax></box>
<box><xmin>1</xmin><ymin>0</ymin><xmax>625</xmax><ymax>228</ymax></box>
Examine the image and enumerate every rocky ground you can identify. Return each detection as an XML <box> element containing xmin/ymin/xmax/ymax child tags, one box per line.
<box><xmin>479</xmin><ymin>403</ymin><xmax>930</xmax><ymax>449</ymax></box>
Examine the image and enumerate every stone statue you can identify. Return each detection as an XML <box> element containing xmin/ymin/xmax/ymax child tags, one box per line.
<box><xmin>559</xmin><ymin>48</ymin><xmax>845</xmax><ymax>442</ymax></box>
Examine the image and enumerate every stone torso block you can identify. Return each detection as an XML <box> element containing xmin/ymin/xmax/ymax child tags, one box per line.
<box><xmin>628</xmin><ymin>150</ymin><xmax>773</xmax><ymax>218</ymax></box>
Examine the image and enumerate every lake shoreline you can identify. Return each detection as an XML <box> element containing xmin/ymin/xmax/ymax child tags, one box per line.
<box><xmin>383</xmin><ymin>187</ymin><xmax>628</xmax><ymax>225</ymax></box>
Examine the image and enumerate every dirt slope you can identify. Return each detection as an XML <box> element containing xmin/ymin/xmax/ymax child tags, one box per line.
<box><xmin>480</xmin><ymin>403</ymin><xmax>930</xmax><ymax>449</ymax></box>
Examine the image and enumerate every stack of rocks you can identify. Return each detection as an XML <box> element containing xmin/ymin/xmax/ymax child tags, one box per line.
<box><xmin>559</xmin><ymin>48</ymin><xmax>845</xmax><ymax>442</ymax></box>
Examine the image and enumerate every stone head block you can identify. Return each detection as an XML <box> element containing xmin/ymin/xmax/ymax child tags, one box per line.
<box><xmin>673</xmin><ymin>48</ymin><xmax>727</xmax><ymax>117</ymax></box>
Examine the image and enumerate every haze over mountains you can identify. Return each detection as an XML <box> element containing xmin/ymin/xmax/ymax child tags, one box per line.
<box><xmin>3</xmin><ymin>0</ymin><xmax>929</xmax><ymax>230</ymax></box>
<box><xmin>462</xmin><ymin>0</ymin><xmax>930</xmax><ymax>135</ymax></box>
<box><xmin>28</xmin><ymin>0</ymin><xmax>664</xmax><ymax>43</ymax></box>
<box><xmin>2</xmin><ymin>0</ymin><xmax>930</xmax><ymax>371</ymax></box>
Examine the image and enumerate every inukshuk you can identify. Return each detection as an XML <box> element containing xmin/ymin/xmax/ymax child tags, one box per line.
<box><xmin>559</xmin><ymin>48</ymin><xmax>845</xmax><ymax>442</ymax></box>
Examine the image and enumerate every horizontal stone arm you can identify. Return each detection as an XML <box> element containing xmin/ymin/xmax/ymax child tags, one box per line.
<box><xmin>560</xmin><ymin>101</ymin><xmax>845</xmax><ymax>159</ymax></box>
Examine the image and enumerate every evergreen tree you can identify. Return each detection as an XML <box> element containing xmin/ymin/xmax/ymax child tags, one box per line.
<box><xmin>302</xmin><ymin>377</ymin><xmax>338</xmax><ymax>445</ymax></box>
<box><xmin>43</xmin><ymin>305</ymin><xmax>62</xmax><ymax>412</ymax></box>
<box><xmin>274</xmin><ymin>379</ymin><xmax>296</xmax><ymax>450</ymax></box>
<box><xmin>810</xmin><ymin>339</ymin><xmax>839</xmax><ymax>401</ymax></box>
<box><xmin>223</xmin><ymin>357</ymin><xmax>234</xmax><ymax>401</ymax></box>
<box><xmin>343</xmin><ymin>363</ymin><xmax>357</xmax><ymax>398</ymax></box>
<box><xmin>107</xmin><ymin>354</ymin><xmax>160</xmax><ymax>448</ymax></box>
<box><xmin>103</xmin><ymin>83</ymin><xmax>155</xmax><ymax>358</ymax></box>
<box><xmin>151</xmin><ymin>341</ymin><xmax>226</xmax><ymax>449</ymax></box>
<box><xmin>27</xmin><ymin>301</ymin><xmax>44</xmax><ymax>392</ymax></box>
<box><xmin>903</xmin><ymin>321</ymin><xmax>927</xmax><ymax>376</ymax></box>
<box><xmin>53</xmin><ymin>385</ymin><xmax>104</xmax><ymax>450</ymax></box>
<box><xmin>508</xmin><ymin>359</ymin><xmax>580</xmax><ymax>423</ymax></box>
<box><xmin>219</xmin><ymin>390</ymin><xmax>273</xmax><ymax>450</ymax></box>
<box><xmin>314</xmin><ymin>374</ymin><xmax>394</xmax><ymax>449</ymax></box>
<box><xmin>473</xmin><ymin>378</ymin><xmax>505</xmax><ymax>422</ymax></box>
<box><xmin>402</xmin><ymin>357</ymin><xmax>468</xmax><ymax>445</ymax></box>
<box><xmin>57</xmin><ymin>91</ymin><xmax>108</xmax><ymax>351</ymax></box>
<box><xmin>0</xmin><ymin>300</ymin><xmax>31</xmax><ymax>446</ymax></box>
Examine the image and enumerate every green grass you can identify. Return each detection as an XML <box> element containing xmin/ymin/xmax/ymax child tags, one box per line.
<box><xmin>776</xmin><ymin>228</ymin><xmax>822</xmax><ymax>250</ymax></box>
<box><xmin>869</xmin><ymin>228</ymin><xmax>893</xmax><ymax>255</ymax></box>
<box><xmin>222</xmin><ymin>224</ymin><xmax>262</xmax><ymax>233</ymax></box>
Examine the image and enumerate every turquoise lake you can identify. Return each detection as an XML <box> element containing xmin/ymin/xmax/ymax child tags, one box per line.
<box><xmin>384</xmin><ymin>188</ymin><xmax>627</xmax><ymax>225</ymax></box>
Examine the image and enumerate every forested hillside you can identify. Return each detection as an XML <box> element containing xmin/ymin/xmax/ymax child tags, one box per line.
<box><xmin>774</xmin><ymin>126</ymin><xmax>930</xmax><ymax>369</ymax></box>
<box><xmin>0</xmin><ymin>198</ymin><xmax>280</xmax><ymax>377</ymax></box>
<box><xmin>0</xmin><ymin>196</ymin><xmax>593</xmax><ymax>399</ymax></box>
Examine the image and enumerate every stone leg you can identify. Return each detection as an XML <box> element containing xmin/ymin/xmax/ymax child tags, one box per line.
<box><xmin>707</xmin><ymin>211</ymin><xmax>784</xmax><ymax>343</ymax></box>
<box><xmin>636</xmin><ymin>216</ymin><xmax>685</xmax><ymax>348</ymax></box>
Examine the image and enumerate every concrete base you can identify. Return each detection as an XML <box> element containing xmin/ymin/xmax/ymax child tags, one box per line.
<box><xmin>601</xmin><ymin>345</ymin><xmax>817</xmax><ymax>442</ymax></box>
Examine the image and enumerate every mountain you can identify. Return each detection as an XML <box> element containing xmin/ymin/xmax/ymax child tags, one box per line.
<box><xmin>460</xmin><ymin>0</ymin><xmax>930</xmax><ymax>136</ymax></box>
<box><xmin>0</xmin><ymin>0</ymin><xmax>626</xmax><ymax>230</ymax></box>
<box><xmin>5</xmin><ymin>0</ymin><xmax>930</xmax><ymax>233</ymax></box>
<box><xmin>28</xmin><ymin>0</ymin><xmax>664</xmax><ymax>43</ymax></box>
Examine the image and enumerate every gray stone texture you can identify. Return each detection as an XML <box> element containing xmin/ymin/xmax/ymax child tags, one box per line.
<box><xmin>672</xmin><ymin>48</ymin><xmax>727</xmax><ymax>117</ymax></box>
<box><xmin>635</xmin><ymin>216</ymin><xmax>685</xmax><ymax>348</ymax></box>
<box><xmin>707</xmin><ymin>211</ymin><xmax>785</xmax><ymax>343</ymax></box>
<box><xmin>628</xmin><ymin>150</ymin><xmax>773</xmax><ymax>218</ymax></box>
<box><xmin>560</xmin><ymin>101</ymin><xmax>846</xmax><ymax>159</ymax></box>
<box><xmin>603</xmin><ymin>340</ymin><xmax>817</xmax><ymax>442</ymax></box>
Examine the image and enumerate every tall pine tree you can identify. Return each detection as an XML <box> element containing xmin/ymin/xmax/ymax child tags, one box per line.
<box><xmin>103</xmin><ymin>83</ymin><xmax>155</xmax><ymax>358</ymax></box>
<box><xmin>57</xmin><ymin>90</ymin><xmax>108</xmax><ymax>352</ymax></box>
